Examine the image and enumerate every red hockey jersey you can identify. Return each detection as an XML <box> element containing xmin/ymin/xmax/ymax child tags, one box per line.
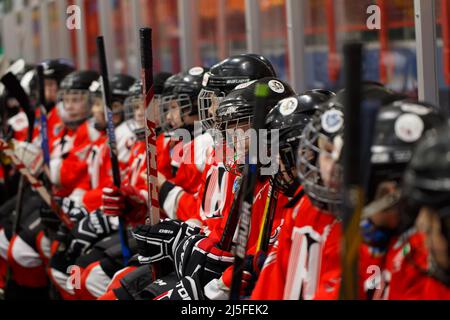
<box><xmin>251</xmin><ymin>193</ymin><xmax>342</xmax><ymax>300</ymax></box>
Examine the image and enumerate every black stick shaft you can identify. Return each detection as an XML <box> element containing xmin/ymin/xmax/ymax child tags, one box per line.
<box><xmin>97</xmin><ymin>36</ymin><xmax>131</xmax><ymax>264</ymax></box>
<box><xmin>229</xmin><ymin>84</ymin><xmax>269</xmax><ymax>300</ymax></box>
<box><xmin>339</xmin><ymin>42</ymin><xmax>364</xmax><ymax>300</ymax></box>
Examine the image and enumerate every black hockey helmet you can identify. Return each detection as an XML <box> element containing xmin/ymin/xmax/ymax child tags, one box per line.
<box><xmin>199</xmin><ymin>54</ymin><xmax>277</xmax><ymax>129</ymax></box>
<box><xmin>367</xmin><ymin>100</ymin><xmax>445</xmax><ymax>202</ymax></box>
<box><xmin>60</xmin><ymin>70</ymin><xmax>100</xmax><ymax>91</ymax></box>
<box><xmin>265</xmin><ymin>90</ymin><xmax>335</xmax><ymax>196</ymax></box>
<box><xmin>110</xmin><ymin>74</ymin><xmax>137</xmax><ymax>104</ymax></box>
<box><xmin>40</xmin><ymin>59</ymin><xmax>76</xmax><ymax>85</ymax></box>
<box><xmin>161</xmin><ymin>66</ymin><xmax>208</xmax><ymax>121</ymax></box>
<box><xmin>215</xmin><ymin>77</ymin><xmax>294</xmax><ymax>174</ymax></box>
<box><xmin>154</xmin><ymin>72</ymin><xmax>173</xmax><ymax>95</ymax></box>
<box><xmin>403</xmin><ymin>123</ymin><xmax>450</xmax><ymax>211</ymax></box>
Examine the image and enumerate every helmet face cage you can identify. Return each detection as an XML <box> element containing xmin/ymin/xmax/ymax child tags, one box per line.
<box><xmin>124</xmin><ymin>94</ymin><xmax>144</xmax><ymax>126</ymax></box>
<box><xmin>198</xmin><ymin>88</ymin><xmax>226</xmax><ymax>130</ymax></box>
<box><xmin>161</xmin><ymin>93</ymin><xmax>193</xmax><ymax>130</ymax></box>
<box><xmin>214</xmin><ymin>114</ymin><xmax>253</xmax><ymax>176</ymax></box>
<box><xmin>274</xmin><ymin>142</ymin><xmax>301</xmax><ymax>195</ymax></box>
<box><xmin>297</xmin><ymin>119</ymin><xmax>343</xmax><ymax>214</ymax></box>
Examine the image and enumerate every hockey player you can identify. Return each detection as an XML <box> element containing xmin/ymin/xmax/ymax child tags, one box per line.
<box><xmin>357</xmin><ymin>101</ymin><xmax>445</xmax><ymax>300</ymax></box>
<box><xmin>31</xmin><ymin>59</ymin><xmax>76</xmax><ymax>146</ymax></box>
<box><xmin>0</xmin><ymin>60</ymin><xmax>74</xmax><ymax>299</ymax></box>
<box><xmin>69</xmin><ymin>81</ymin><xmax>150</xmax><ymax>300</ymax></box>
<box><xmin>208</xmin><ymin>90</ymin><xmax>335</xmax><ymax>299</ymax></box>
<box><xmin>401</xmin><ymin>123</ymin><xmax>450</xmax><ymax>299</ymax></box>
<box><xmin>6</xmin><ymin>70</ymin><xmax>100</xmax><ymax>299</ymax></box>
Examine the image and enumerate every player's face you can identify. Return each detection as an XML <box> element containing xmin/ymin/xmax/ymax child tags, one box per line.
<box><xmin>318</xmin><ymin>135</ymin><xmax>342</xmax><ymax>189</ymax></box>
<box><xmin>416</xmin><ymin>207</ymin><xmax>449</xmax><ymax>272</ymax></box>
<box><xmin>62</xmin><ymin>90</ymin><xmax>89</xmax><ymax>122</ymax></box>
<box><xmin>166</xmin><ymin>100</ymin><xmax>183</xmax><ymax>129</ymax></box>
<box><xmin>134</xmin><ymin>100</ymin><xmax>145</xmax><ymax>129</ymax></box>
<box><xmin>45</xmin><ymin>79</ymin><xmax>58</xmax><ymax>103</ymax></box>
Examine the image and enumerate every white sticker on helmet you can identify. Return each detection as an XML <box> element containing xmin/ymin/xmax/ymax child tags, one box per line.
<box><xmin>234</xmin><ymin>80</ymin><xmax>257</xmax><ymax>90</ymax></box>
<box><xmin>189</xmin><ymin>67</ymin><xmax>204</xmax><ymax>76</ymax></box>
<box><xmin>279</xmin><ymin>97</ymin><xmax>298</xmax><ymax>116</ymax></box>
<box><xmin>394</xmin><ymin>113</ymin><xmax>424</xmax><ymax>143</ymax></box>
<box><xmin>321</xmin><ymin>109</ymin><xmax>344</xmax><ymax>134</ymax></box>
<box><xmin>268</xmin><ymin>80</ymin><xmax>285</xmax><ymax>94</ymax></box>
<box><xmin>396</xmin><ymin>101</ymin><xmax>431</xmax><ymax>116</ymax></box>
<box><xmin>202</xmin><ymin>73</ymin><xmax>211</xmax><ymax>87</ymax></box>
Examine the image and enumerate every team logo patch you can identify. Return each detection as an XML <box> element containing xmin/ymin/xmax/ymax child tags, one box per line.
<box><xmin>394</xmin><ymin>113</ymin><xmax>424</xmax><ymax>143</ymax></box>
<box><xmin>268</xmin><ymin>80</ymin><xmax>285</xmax><ymax>94</ymax></box>
<box><xmin>189</xmin><ymin>67</ymin><xmax>204</xmax><ymax>76</ymax></box>
<box><xmin>321</xmin><ymin>109</ymin><xmax>344</xmax><ymax>134</ymax></box>
<box><xmin>234</xmin><ymin>80</ymin><xmax>257</xmax><ymax>90</ymax></box>
<box><xmin>279</xmin><ymin>97</ymin><xmax>298</xmax><ymax>116</ymax></box>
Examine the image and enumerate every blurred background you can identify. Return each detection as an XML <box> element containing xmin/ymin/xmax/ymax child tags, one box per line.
<box><xmin>0</xmin><ymin>0</ymin><xmax>449</xmax><ymax>109</ymax></box>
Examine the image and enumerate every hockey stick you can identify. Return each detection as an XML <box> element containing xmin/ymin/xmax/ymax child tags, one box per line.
<box><xmin>218</xmin><ymin>180</ymin><xmax>243</xmax><ymax>252</ymax></box>
<box><xmin>139</xmin><ymin>28</ymin><xmax>160</xmax><ymax>226</ymax></box>
<box><xmin>339</xmin><ymin>42</ymin><xmax>365</xmax><ymax>300</ymax></box>
<box><xmin>255</xmin><ymin>184</ymin><xmax>279</xmax><ymax>256</ymax></box>
<box><xmin>36</xmin><ymin>65</ymin><xmax>52</xmax><ymax>181</ymax></box>
<box><xmin>229</xmin><ymin>83</ymin><xmax>270</xmax><ymax>300</ymax></box>
<box><xmin>1</xmin><ymin>71</ymin><xmax>36</xmax><ymax>234</ymax></box>
<box><xmin>97</xmin><ymin>36</ymin><xmax>132</xmax><ymax>265</ymax></box>
<box><xmin>0</xmin><ymin>138</ymin><xmax>73</xmax><ymax>229</ymax></box>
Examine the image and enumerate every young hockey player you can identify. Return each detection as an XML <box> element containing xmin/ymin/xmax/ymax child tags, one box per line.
<box><xmin>401</xmin><ymin>123</ymin><xmax>450</xmax><ymax>299</ymax></box>
<box><xmin>358</xmin><ymin>101</ymin><xmax>445</xmax><ymax>300</ymax></box>
<box><xmin>0</xmin><ymin>60</ymin><xmax>75</xmax><ymax>299</ymax></box>
<box><xmin>6</xmin><ymin>70</ymin><xmax>100</xmax><ymax>299</ymax></box>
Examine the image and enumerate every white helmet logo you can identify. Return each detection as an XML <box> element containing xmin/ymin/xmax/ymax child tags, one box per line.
<box><xmin>268</xmin><ymin>80</ymin><xmax>285</xmax><ymax>94</ymax></box>
<box><xmin>321</xmin><ymin>109</ymin><xmax>344</xmax><ymax>134</ymax></box>
<box><xmin>394</xmin><ymin>113</ymin><xmax>424</xmax><ymax>143</ymax></box>
<box><xmin>234</xmin><ymin>80</ymin><xmax>257</xmax><ymax>90</ymax></box>
<box><xmin>189</xmin><ymin>67</ymin><xmax>204</xmax><ymax>76</ymax></box>
<box><xmin>279</xmin><ymin>97</ymin><xmax>298</xmax><ymax>116</ymax></box>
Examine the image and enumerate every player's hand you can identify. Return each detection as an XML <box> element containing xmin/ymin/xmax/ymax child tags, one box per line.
<box><xmin>174</xmin><ymin>235</ymin><xmax>234</xmax><ymax>288</ymax></box>
<box><xmin>102</xmin><ymin>185</ymin><xmax>148</xmax><ymax>226</ymax></box>
<box><xmin>132</xmin><ymin>219</ymin><xmax>201</xmax><ymax>265</ymax></box>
